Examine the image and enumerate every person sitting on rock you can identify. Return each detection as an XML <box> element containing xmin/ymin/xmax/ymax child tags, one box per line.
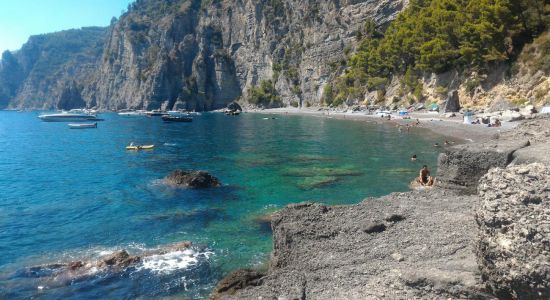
<box><xmin>417</xmin><ymin>165</ymin><xmax>434</xmax><ymax>186</ymax></box>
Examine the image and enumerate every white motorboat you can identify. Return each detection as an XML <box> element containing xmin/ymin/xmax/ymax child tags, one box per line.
<box><xmin>68</xmin><ymin>123</ymin><xmax>97</xmax><ymax>129</ymax></box>
<box><xmin>38</xmin><ymin>112</ymin><xmax>101</xmax><ymax>122</ymax></box>
<box><xmin>118</xmin><ymin>110</ymin><xmax>148</xmax><ymax>116</ymax></box>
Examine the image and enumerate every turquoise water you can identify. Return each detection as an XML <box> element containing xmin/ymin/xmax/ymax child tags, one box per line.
<box><xmin>0</xmin><ymin>111</ymin><xmax>443</xmax><ymax>299</ymax></box>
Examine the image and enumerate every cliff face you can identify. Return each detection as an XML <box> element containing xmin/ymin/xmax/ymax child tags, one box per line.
<box><xmin>88</xmin><ymin>0</ymin><xmax>407</xmax><ymax>110</ymax></box>
<box><xmin>0</xmin><ymin>27</ymin><xmax>107</xmax><ymax>109</ymax></box>
<box><xmin>0</xmin><ymin>0</ymin><xmax>406</xmax><ymax>110</ymax></box>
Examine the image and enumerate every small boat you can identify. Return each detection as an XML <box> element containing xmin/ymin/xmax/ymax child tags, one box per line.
<box><xmin>118</xmin><ymin>110</ymin><xmax>148</xmax><ymax>116</ymax></box>
<box><xmin>68</xmin><ymin>123</ymin><xmax>97</xmax><ymax>129</ymax></box>
<box><xmin>145</xmin><ymin>110</ymin><xmax>169</xmax><ymax>116</ymax></box>
<box><xmin>126</xmin><ymin>144</ymin><xmax>155</xmax><ymax>150</ymax></box>
<box><xmin>224</xmin><ymin>110</ymin><xmax>240</xmax><ymax>116</ymax></box>
<box><xmin>162</xmin><ymin>115</ymin><xmax>193</xmax><ymax>122</ymax></box>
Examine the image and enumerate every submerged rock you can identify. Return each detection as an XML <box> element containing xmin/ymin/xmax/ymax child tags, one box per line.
<box><xmin>97</xmin><ymin>250</ymin><xmax>141</xmax><ymax>269</ymax></box>
<box><xmin>165</xmin><ymin>170</ymin><xmax>221</xmax><ymax>188</ymax></box>
<box><xmin>297</xmin><ymin>176</ymin><xmax>340</xmax><ymax>190</ymax></box>
<box><xmin>476</xmin><ymin>163</ymin><xmax>550</xmax><ymax>299</ymax></box>
<box><xmin>282</xmin><ymin>166</ymin><xmax>363</xmax><ymax>177</ymax></box>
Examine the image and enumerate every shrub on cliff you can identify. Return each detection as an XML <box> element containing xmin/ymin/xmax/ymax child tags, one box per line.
<box><xmin>247</xmin><ymin>80</ymin><xmax>283</xmax><ymax>108</ymax></box>
<box><xmin>328</xmin><ymin>0</ymin><xmax>550</xmax><ymax>105</ymax></box>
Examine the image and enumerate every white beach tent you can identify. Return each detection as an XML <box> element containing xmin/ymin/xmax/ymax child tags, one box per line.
<box><xmin>464</xmin><ymin>111</ymin><xmax>475</xmax><ymax>124</ymax></box>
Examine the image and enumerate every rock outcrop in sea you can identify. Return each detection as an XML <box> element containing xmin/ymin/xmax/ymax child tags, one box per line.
<box><xmin>210</xmin><ymin>117</ymin><xmax>550</xmax><ymax>299</ymax></box>
<box><xmin>165</xmin><ymin>170</ymin><xmax>221</xmax><ymax>188</ymax></box>
<box><xmin>19</xmin><ymin>241</ymin><xmax>194</xmax><ymax>284</ymax></box>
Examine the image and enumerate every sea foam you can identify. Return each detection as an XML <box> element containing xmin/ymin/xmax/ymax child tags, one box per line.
<box><xmin>137</xmin><ymin>249</ymin><xmax>213</xmax><ymax>275</ymax></box>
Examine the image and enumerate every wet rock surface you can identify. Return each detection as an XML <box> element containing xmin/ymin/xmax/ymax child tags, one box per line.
<box><xmin>17</xmin><ymin>241</ymin><xmax>194</xmax><ymax>283</ymax></box>
<box><xmin>97</xmin><ymin>250</ymin><xmax>141</xmax><ymax>269</ymax></box>
<box><xmin>165</xmin><ymin>170</ymin><xmax>221</xmax><ymax>188</ymax></box>
<box><xmin>476</xmin><ymin>163</ymin><xmax>550</xmax><ymax>299</ymax></box>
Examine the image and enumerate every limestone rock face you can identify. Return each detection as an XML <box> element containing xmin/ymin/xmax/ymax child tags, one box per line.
<box><xmin>436</xmin><ymin>140</ymin><xmax>529</xmax><ymax>193</ymax></box>
<box><xmin>436</xmin><ymin>117</ymin><xmax>550</xmax><ymax>193</ymax></box>
<box><xmin>443</xmin><ymin>90</ymin><xmax>460</xmax><ymax>112</ymax></box>
<box><xmin>0</xmin><ymin>27</ymin><xmax>107</xmax><ymax>109</ymax></box>
<box><xmin>0</xmin><ymin>0</ymin><xmax>407</xmax><ymax>110</ymax></box>
<box><xmin>476</xmin><ymin>163</ymin><xmax>550</xmax><ymax>299</ymax></box>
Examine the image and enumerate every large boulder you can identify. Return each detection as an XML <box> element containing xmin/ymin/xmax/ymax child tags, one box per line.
<box><xmin>436</xmin><ymin>139</ymin><xmax>529</xmax><ymax>193</ymax></box>
<box><xmin>443</xmin><ymin>90</ymin><xmax>460</xmax><ymax>112</ymax></box>
<box><xmin>226</xmin><ymin>102</ymin><xmax>242</xmax><ymax>112</ymax></box>
<box><xmin>165</xmin><ymin>170</ymin><xmax>221</xmax><ymax>188</ymax></box>
<box><xmin>476</xmin><ymin>163</ymin><xmax>550</xmax><ymax>299</ymax></box>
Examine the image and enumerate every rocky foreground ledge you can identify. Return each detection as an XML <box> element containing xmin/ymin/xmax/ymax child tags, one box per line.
<box><xmin>210</xmin><ymin>117</ymin><xmax>549</xmax><ymax>300</ymax></box>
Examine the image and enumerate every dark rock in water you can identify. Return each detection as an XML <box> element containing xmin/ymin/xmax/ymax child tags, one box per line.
<box><xmin>165</xmin><ymin>170</ymin><xmax>221</xmax><ymax>188</ymax></box>
<box><xmin>98</xmin><ymin>250</ymin><xmax>141</xmax><ymax>268</ymax></box>
<box><xmin>251</xmin><ymin>213</ymin><xmax>274</xmax><ymax>234</ymax></box>
<box><xmin>443</xmin><ymin>90</ymin><xmax>460</xmax><ymax>112</ymax></box>
<box><xmin>476</xmin><ymin>163</ymin><xmax>550</xmax><ymax>299</ymax></box>
<box><xmin>67</xmin><ymin>261</ymin><xmax>83</xmax><ymax>271</ymax></box>
<box><xmin>210</xmin><ymin>269</ymin><xmax>265</xmax><ymax>300</ymax></box>
<box><xmin>363</xmin><ymin>222</ymin><xmax>386</xmax><ymax>233</ymax></box>
<box><xmin>144</xmin><ymin>241</ymin><xmax>193</xmax><ymax>256</ymax></box>
<box><xmin>226</xmin><ymin>102</ymin><xmax>242</xmax><ymax>112</ymax></box>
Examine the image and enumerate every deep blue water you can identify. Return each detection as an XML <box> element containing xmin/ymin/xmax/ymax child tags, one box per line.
<box><xmin>0</xmin><ymin>111</ymin><xmax>443</xmax><ymax>299</ymax></box>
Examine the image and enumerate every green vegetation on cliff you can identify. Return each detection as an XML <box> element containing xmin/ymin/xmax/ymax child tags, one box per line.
<box><xmin>327</xmin><ymin>0</ymin><xmax>550</xmax><ymax>105</ymax></box>
<box><xmin>247</xmin><ymin>80</ymin><xmax>283</xmax><ymax>108</ymax></box>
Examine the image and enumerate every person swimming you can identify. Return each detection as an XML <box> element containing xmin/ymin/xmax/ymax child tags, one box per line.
<box><xmin>433</xmin><ymin>143</ymin><xmax>441</xmax><ymax>147</ymax></box>
<box><xmin>411</xmin><ymin>154</ymin><xmax>417</xmax><ymax>161</ymax></box>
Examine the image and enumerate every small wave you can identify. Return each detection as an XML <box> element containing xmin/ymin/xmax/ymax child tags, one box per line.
<box><xmin>147</xmin><ymin>179</ymin><xmax>166</xmax><ymax>187</ymax></box>
<box><xmin>137</xmin><ymin>249</ymin><xmax>213</xmax><ymax>275</ymax></box>
<box><xmin>163</xmin><ymin>143</ymin><xmax>177</xmax><ymax>146</ymax></box>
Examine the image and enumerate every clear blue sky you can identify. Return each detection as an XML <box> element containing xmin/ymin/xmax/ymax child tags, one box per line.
<box><xmin>0</xmin><ymin>0</ymin><xmax>134</xmax><ymax>54</ymax></box>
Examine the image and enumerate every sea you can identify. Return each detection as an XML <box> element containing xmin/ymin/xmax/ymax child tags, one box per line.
<box><xmin>0</xmin><ymin>111</ymin><xmax>443</xmax><ymax>299</ymax></box>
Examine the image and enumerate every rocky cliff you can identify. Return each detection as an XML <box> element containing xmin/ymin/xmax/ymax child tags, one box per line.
<box><xmin>0</xmin><ymin>0</ymin><xmax>407</xmax><ymax>110</ymax></box>
<box><xmin>0</xmin><ymin>27</ymin><xmax>107</xmax><ymax>109</ymax></box>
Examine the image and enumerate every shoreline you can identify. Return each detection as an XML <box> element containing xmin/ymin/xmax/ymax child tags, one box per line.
<box><xmin>210</xmin><ymin>116</ymin><xmax>550</xmax><ymax>299</ymax></box>
<box><xmin>249</xmin><ymin>107</ymin><xmax>518</xmax><ymax>144</ymax></box>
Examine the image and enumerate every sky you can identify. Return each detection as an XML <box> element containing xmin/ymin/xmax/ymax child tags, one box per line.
<box><xmin>0</xmin><ymin>0</ymin><xmax>134</xmax><ymax>54</ymax></box>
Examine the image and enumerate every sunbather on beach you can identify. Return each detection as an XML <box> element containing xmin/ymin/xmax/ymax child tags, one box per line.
<box><xmin>417</xmin><ymin>165</ymin><xmax>434</xmax><ymax>186</ymax></box>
